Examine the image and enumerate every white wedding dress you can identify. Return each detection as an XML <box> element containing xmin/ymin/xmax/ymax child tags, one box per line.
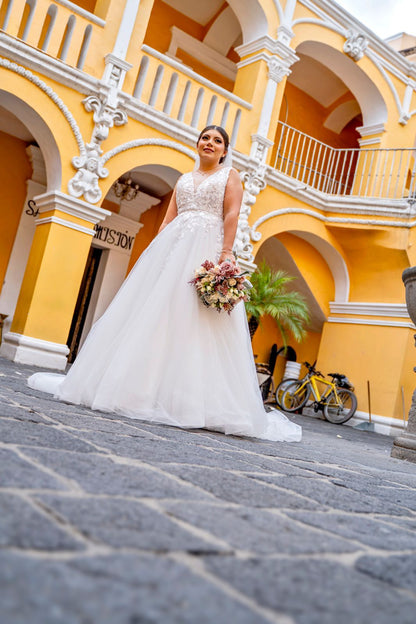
<box><xmin>28</xmin><ymin>166</ymin><xmax>301</xmax><ymax>442</ymax></box>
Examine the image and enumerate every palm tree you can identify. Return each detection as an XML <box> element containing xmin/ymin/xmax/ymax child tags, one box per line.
<box><xmin>245</xmin><ymin>261</ymin><xmax>310</xmax><ymax>343</ymax></box>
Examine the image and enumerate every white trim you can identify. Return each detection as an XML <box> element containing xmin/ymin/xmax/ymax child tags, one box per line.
<box><xmin>0</xmin><ymin>33</ymin><xmax>100</xmax><ymax>94</ymax></box>
<box><xmin>330</xmin><ymin>302</ymin><xmax>409</xmax><ymax>317</ymax></box>
<box><xmin>35</xmin><ymin>216</ymin><xmax>95</xmax><ymax>236</ymax></box>
<box><xmin>55</xmin><ymin>0</ymin><xmax>105</xmax><ymax>27</ymax></box>
<box><xmin>347</xmin><ymin>410</ymin><xmax>407</xmax><ymax>436</ymax></box>
<box><xmin>112</xmin><ymin>0</ymin><xmax>141</xmax><ymax>59</ymax></box>
<box><xmin>298</xmin><ymin>0</ymin><xmax>416</xmax><ymax>79</ymax></box>
<box><xmin>35</xmin><ymin>190</ymin><xmax>111</xmax><ymax>224</ymax></box>
<box><xmin>262</xmin><ymin>168</ymin><xmax>416</xmax><ymax>217</ymax></box>
<box><xmin>327</xmin><ymin>317</ymin><xmax>414</xmax><ymax>329</ymax></box>
<box><xmin>103</xmin><ymin>137</ymin><xmax>197</xmax><ymax>165</ymax></box>
<box><xmin>251</xmin><ymin>207</ymin><xmax>416</xmax><ymax>238</ymax></box>
<box><xmin>358</xmin><ymin>137</ymin><xmax>381</xmax><ymax>146</ymax></box>
<box><xmin>141</xmin><ymin>45</ymin><xmax>251</xmax><ymax>109</ymax></box>
<box><xmin>168</xmin><ymin>26</ymin><xmax>237</xmax><ymax>82</ymax></box>
<box><xmin>0</xmin><ymin>54</ymin><xmax>85</xmax><ymax>157</ymax></box>
<box><xmin>0</xmin><ymin>332</ymin><xmax>69</xmax><ymax>370</ymax></box>
<box><xmin>236</xmin><ymin>51</ymin><xmax>271</xmax><ymax>69</ymax></box>
<box><xmin>235</xmin><ymin>35</ymin><xmax>276</xmax><ymax>58</ymax></box>
<box><xmin>357</xmin><ymin>122</ymin><xmax>386</xmax><ymax>136</ymax></box>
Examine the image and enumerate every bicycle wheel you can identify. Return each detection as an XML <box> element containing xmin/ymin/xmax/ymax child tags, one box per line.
<box><xmin>281</xmin><ymin>380</ymin><xmax>311</xmax><ymax>412</ymax></box>
<box><xmin>323</xmin><ymin>389</ymin><xmax>357</xmax><ymax>424</ymax></box>
<box><xmin>275</xmin><ymin>378</ymin><xmax>298</xmax><ymax>409</ymax></box>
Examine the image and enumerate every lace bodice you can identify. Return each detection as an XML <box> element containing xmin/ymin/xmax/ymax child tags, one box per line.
<box><xmin>176</xmin><ymin>167</ymin><xmax>232</xmax><ymax>219</ymax></box>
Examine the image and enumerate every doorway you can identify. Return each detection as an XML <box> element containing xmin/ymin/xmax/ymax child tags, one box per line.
<box><xmin>67</xmin><ymin>246</ymin><xmax>102</xmax><ymax>363</ymax></box>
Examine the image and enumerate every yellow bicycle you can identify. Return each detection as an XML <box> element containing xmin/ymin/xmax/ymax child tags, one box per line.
<box><xmin>280</xmin><ymin>361</ymin><xmax>357</xmax><ymax>424</ymax></box>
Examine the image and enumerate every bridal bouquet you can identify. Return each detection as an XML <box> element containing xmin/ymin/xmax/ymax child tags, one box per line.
<box><xmin>190</xmin><ymin>259</ymin><xmax>251</xmax><ymax>314</ymax></box>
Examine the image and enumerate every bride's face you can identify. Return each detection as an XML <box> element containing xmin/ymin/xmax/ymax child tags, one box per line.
<box><xmin>197</xmin><ymin>130</ymin><xmax>227</xmax><ymax>165</ymax></box>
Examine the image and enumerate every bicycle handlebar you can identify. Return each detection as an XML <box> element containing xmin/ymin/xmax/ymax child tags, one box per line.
<box><xmin>303</xmin><ymin>361</ymin><xmax>324</xmax><ymax>377</ymax></box>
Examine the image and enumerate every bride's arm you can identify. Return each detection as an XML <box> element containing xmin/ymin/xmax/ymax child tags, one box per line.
<box><xmin>157</xmin><ymin>187</ymin><xmax>178</xmax><ymax>233</ymax></box>
<box><xmin>219</xmin><ymin>169</ymin><xmax>243</xmax><ymax>264</ymax></box>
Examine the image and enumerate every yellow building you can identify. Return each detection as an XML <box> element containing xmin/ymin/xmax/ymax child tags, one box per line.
<box><xmin>1</xmin><ymin>0</ymin><xmax>416</xmax><ymax>435</ymax></box>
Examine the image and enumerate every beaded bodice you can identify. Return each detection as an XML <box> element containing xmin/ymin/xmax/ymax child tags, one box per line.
<box><xmin>176</xmin><ymin>167</ymin><xmax>231</xmax><ymax>219</ymax></box>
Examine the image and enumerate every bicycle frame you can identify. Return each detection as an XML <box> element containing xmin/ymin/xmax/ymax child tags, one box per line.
<box><xmin>298</xmin><ymin>375</ymin><xmax>343</xmax><ymax>408</ymax></box>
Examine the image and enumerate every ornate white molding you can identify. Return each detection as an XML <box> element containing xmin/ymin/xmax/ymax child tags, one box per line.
<box><xmin>235</xmin><ymin>158</ymin><xmax>268</xmax><ymax>264</ymax></box>
<box><xmin>0</xmin><ymin>56</ymin><xmax>85</xmax><ymax>157</ymax></box>
<box><xmin>103</xmin><ymin>54</ymin><xmax>132</xmax><ymax>91</ymax></box>
<box><xmin>34</xmin><ymin>190</ymin><xmax>110</xmax><ymax>224</ymax></box>
<box><xmin>0</xmin><ymin>33</ymin><xmax>100</xmax><ymax>94</ymax></box>
<box><xmin>330</xmin><ymin>302</ymin><xmax>409</xmax><ymax>317</ymax></box>
<box><xmin>343</xmin><ymin>31</ymin><xmax>368</xmax><ymax>61</ymax></box>
<box><xmin>102</xmin><ymin>138</ymin><xmax>197</xmax><ymax>165</ymax></box>
<box><xmin>68</xmin><ymin>93</ymin><xmax>128</xmax><ymax>203</ymax></box>
<box><xmin>267</xmin><ymin>56</ymin><xmax>291</xmax><ymax>83</ymax></box>
<box><xmin>235</xmin><ymin>35</ymin><xmax>278</xmax><ymax>59</ymax></box>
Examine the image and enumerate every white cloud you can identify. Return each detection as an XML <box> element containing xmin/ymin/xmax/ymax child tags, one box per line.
<box><xmin>335</xmin><ymin>0</ymin><xmax>416</xmax><ymax>39</ymax></box>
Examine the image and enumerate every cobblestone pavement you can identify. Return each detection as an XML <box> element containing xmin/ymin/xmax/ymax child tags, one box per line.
<box><xmin>1</xmin><ymin>356</ymin><xmax>416</xmax><ymax>624</ymax></box>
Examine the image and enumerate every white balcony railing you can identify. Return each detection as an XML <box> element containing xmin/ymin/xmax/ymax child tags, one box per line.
<box><xmin>273</xmin><ymin>122</ymin><xmax>416</xmax><ymax>200</ymax></box>
<box><xmin>0</xmin><ymin>0</ymin><xmax>104</xmax><ymax>69</ymax></box>
<box><xmin>134</xmin><ymin>46</ymin><xmax>251</xmax><ymax>149</ymax></box>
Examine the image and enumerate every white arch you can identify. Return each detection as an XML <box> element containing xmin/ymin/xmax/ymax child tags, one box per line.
<box><xmin>291</xmin><ymin>230</ymin><xmax>349</xmax><ymax>302</ymax></box>
<box><xmin>251</xmin><ymin>210</ymin><xmax>350</xmax><ymax>301</ymax></box>
<box><xmin>324</xmin><ymin>100</ymin><xmax>361</xmax><ymax>133</ymax></box>
<box><xmin>204</xmin><ymin>6</ymin><xmax>241</xmax><ymax>55</ymax></box>
<box><xmin>297</xmin><ymin>41</ymin><xmax>388</xmax><ymax>128</ymax></box>
<box><xmin>0</xmin><ymin>90</ymin><xmax>62</xmax><ymax>190</ymax></box>
<box><xmin>227</xmin><ymin>0</ymin><xmax>268</xmax><ymax>44</ymax></box>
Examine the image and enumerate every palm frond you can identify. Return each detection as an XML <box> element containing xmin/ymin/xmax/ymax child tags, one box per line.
<box><xmin>245</xmin><ymin>261</ymin><xmax>310</xmax><ymax>343</ymax></box>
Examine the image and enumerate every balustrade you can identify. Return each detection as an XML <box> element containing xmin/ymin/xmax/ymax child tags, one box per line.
<box><xmin>0</xmin><ymin>0</ymin><xmax>103</xmax><ymax>69</ymax></box>
<box><xmin>273</xmin><ymin>122</ymin><xmax>416</xmax><ymax>200</ymax></box>
<box><xmin>134</xmin><ymin>46</ymin><xmax>250</xmax><ymax>149</ymax></box>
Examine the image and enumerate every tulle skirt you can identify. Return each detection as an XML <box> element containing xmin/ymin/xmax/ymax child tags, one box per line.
<box><xmin>28</xmin><ymin>210</ymin><xmax>301</xmax><ymax>442</ymax></box>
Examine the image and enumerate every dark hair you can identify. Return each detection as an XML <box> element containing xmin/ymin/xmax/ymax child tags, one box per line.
<box><xmin>197</xmin><ymin>125</ymin><xmax>230</xmax><ymax>164</ymax></box>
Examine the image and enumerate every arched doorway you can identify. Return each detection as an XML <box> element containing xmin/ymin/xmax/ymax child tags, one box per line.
<box><xmin>0</xmin><ymin>92</ymin><xmax>61</xmax><ymax>339</ymax></box>
<box><xmin>67</xmin><ymin>163</ymin><xmax>182</xmax><ymax>360</ymax></box>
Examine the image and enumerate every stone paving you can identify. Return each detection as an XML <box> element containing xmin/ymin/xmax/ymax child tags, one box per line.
<box><xmin>1</xmin><ymin>355</ymin><xmax>416</xmax><ymax>624</ymax></box>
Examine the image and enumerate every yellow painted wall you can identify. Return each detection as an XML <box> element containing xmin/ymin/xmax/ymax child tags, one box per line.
<box><xmin>277</xmin><ymin>232</ymin><xmax>335</xmax><ymax>316</ymax></box>
<box><xmin>0</xmin><ymin>131</ymin><xmax>32</xmax><ymax>295</ymax></box>
<box><xmin>279</xmin><ymin>82</ymin><xmax>361</xmax><ymax>149</ymax></box>
<box><xmin>143</xmin><ymin>0</ymin><xmax>235</xmax><ymax>90</ymax></box>
<box><xmin>318</xmin><ymin>322</ymin><xmax>411</xmax><ymax>418</ymax></box>
<box><xmin>70</xmin><ymin>0</ymin><xmax>97</xmax><ymax>13</ymax></box>
<box><xmin>332</xmin><ymin>227</ymin><xmax>409</xmax><ymax>302</ymax></box>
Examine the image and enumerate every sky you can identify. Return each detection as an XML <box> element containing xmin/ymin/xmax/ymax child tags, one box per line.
<box><xmin>335</xmin><ymin>0</ymin><xmax>416</xmax><ymax>39</ymax></box>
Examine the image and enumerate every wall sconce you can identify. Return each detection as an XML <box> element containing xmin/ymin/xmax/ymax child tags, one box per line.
<box><xmin>112</xmin><ymin>175</ymin><xmax>140</xmax><ymax>201</ymax></box>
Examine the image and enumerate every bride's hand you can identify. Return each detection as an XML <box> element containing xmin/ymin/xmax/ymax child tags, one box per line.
<box><xmin>219</xmin><ymin>251</ymin><xmax>236</xmax><ymax>265</ymax></box>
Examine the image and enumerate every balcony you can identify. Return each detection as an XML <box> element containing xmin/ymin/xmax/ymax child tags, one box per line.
<box><xmin>273</xmin><ymin>122</ymin><xmax>416</xmax><ymax>201</ymax></box>
<box><xmin>131</xmin><ymin>46</ymin><xmax>251</xmax><ymax>151</ymax></box>
<box><xmin>0</xmin><ymin>0</ymin><xmax>104</xmax><ymax>70</ymax></box>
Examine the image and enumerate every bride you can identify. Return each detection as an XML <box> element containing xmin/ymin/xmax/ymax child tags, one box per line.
<box><xmin>28</xmin><ymin>126</ymin><xmax>301</xmax><ymax>442</ymax></box>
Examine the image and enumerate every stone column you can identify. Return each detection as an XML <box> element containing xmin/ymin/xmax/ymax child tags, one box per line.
<box><xmin>391</xmin><ymin>267</ymin><xmax>416</xmax><ymax>462</ymax></box>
